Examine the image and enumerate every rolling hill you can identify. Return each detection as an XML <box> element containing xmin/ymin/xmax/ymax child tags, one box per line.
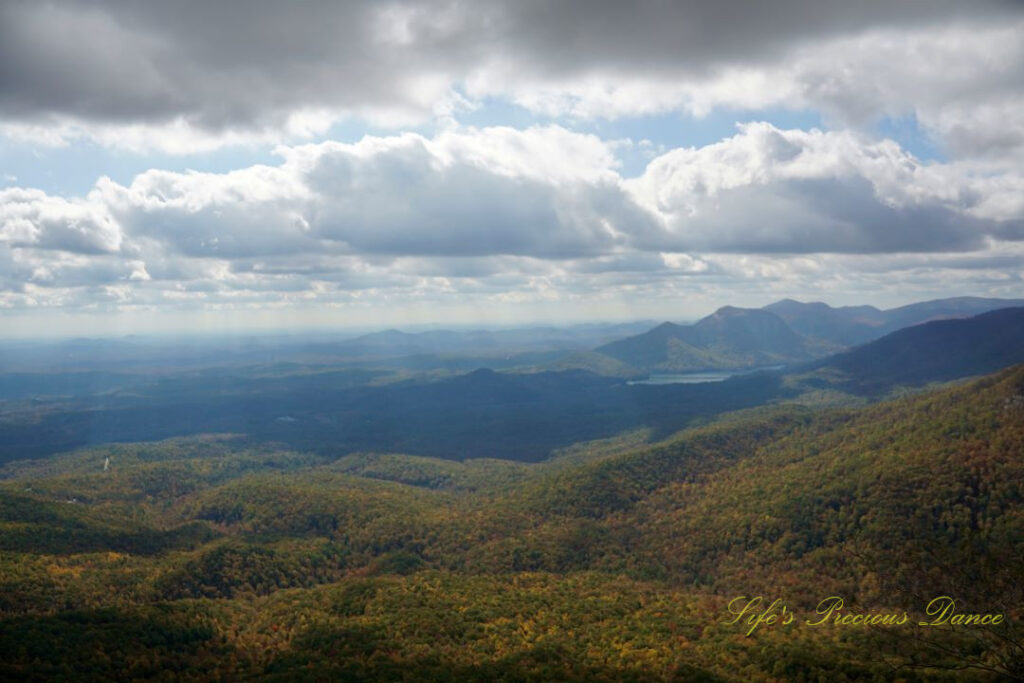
<box><xmin>1</xmin><ymin>364</ymin><xmax>1021</xmax><ymax>679</ymax></box>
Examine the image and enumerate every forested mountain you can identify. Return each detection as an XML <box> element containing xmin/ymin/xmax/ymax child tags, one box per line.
<box><xmin>1</xmin><ymin>365</ymin><xmax>1021</xmax><ymax>680</ymax></box>
<box><xmin>762</xmin><ymin>299</ymin><xmax>888</xmax><ymax>345</ymax></box>
<box><xmin>764</xmin><ymin>296</ymin><xmax>1024</xmax><ymax>345</ymax></box>
<box><xmin>802</xmin><ymin>306</ymin><xmax>1024</xmax><ymax>394</ymax></box>
<box><xmin>598</xmin><ymin>296</ymin><xmax>1024</xmax><ymax>373</ymax></box>
<box><xmin>595</xmin><ymin>306</ymin><xmax>825</xmax><ymax>371</ymax></box>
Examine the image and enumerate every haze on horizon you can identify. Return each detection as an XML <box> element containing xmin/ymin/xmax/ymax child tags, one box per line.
<box><xmin>2</xmin><ymin>1</ymin><xmax>1023</xmax><ymax>337</ymax></box>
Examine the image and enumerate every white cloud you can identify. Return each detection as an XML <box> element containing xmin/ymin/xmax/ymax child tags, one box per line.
<box><xmin>0</xmin><ymin>124</ymin><xmax>1021</xmax><ymax>315</ymax></box>
<box><xmin>625</xmin><ymin>123</ymin><xmax>1021</xmax><ymax>253</ymax></box>
<box><xmin>0</xmin><ymin>187</ymin><xmax>122</xmax><ymax>253</ymax></box>
<box><xmin>93</xmin><ymin>126</ymin><xmax>646</xmax><ymax>260</ymax></box>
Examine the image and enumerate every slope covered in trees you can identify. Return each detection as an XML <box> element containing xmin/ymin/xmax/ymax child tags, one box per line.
<box><xmin>801</xmin><ymin>306</ymin><xmax>1024</xmax><ymax>394</ymax></box>
<box><xmin>1</xmin><ymin>364</ymin><xmax>1021</xmax><ymax>679</ymax></box>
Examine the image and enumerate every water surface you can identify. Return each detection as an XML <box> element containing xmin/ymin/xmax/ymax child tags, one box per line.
<box><xmin>627</xmin><ymin>365</ymin><xmax>785</xmax><ymax>386</ymax></box>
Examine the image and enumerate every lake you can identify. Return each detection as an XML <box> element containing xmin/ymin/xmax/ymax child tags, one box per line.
<box><xmin>627</xmin><ymin>365</ymin><xmax>786</xmax><ymax>385</ymax></box>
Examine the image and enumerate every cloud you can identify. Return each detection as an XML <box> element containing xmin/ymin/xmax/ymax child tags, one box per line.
<box><xmin>1</xmin><ymin>0</ymin><xmax>1021</xmax><ymax>160</ymax></box>
<box><xmin>98</xmin><ymin>164</ymin><xmax>316</xmax><ymax>259</ymax></box>
<box><xmin>478</xmin><ymin>19</ymin><xmax>1024</xmax><ymax>163</ymax></box>
<box><xmin>0</xmin><ymin>187</ymin><xmax>122</xmax><ymax>253</ymax></box>
<box><xmin>625</xmin><ymin>123</ymin><xmax>1018</xmax><ymax>253</ymax></box>
<box><xmin>0</xmin><ymin>124</ymin><xmax>1021</xmax><ymax>315</ymax></box>
<box><xmin>96</xmin><ymin>126</ymin><xmax>649</xmax><ymax>260</ymax></box>
<box><xmin>300</xmin><ymin>143</ymin><xmax>626</xmax><ymax>259</ymax></box>
<box><xmin>24</xmin><ymin>253</ymin><xmax>147</xmax><ymax>288</ymax></box>
<box><xmin>0</xmin><ymin>0</ymin><xmax>457</xmax><ymax>149</ymax></box>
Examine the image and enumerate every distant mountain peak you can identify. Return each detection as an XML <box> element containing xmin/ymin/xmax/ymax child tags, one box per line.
<box><xmin>709</xmin><ymin>305</ymin><xmax>746</xmax><ymax>317</ymax></box>
<box><xmin>765</xmin><ymin>296</ymin><xmax>1024</xmax><ymax>346</ymax></box>
<box><xmin>764</xmin><ymin>299</ymin><xmax>835</xmax><ymax>313</ymax></box>
<box><xmin>597</xmin><ymin>306</ymin><xmax>810</xmax><ymax>371</ymax></box>
<box><xmin>697</xmin><ymin>306</ymin><xmax>787</xmax><ymax>327</ymax></box>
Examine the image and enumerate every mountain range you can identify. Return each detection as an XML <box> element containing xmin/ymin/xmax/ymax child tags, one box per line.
<box><xmin>593</xmin><ymin>296</ymin><xmax>1024</xmax><ymax>372</ymax></box>
<box><xmin>765</xmin><ymin>295</ymin><xmax>1024</xmax><ymax>344</ymax></box>
<box><xmin>4</xmin><ymin>304</ymin><xmax>1024</xmax><ymax>464</ymax></box>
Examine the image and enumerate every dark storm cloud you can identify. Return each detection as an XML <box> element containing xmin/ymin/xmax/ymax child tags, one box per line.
<box><xmin>0</xmin><ymin>0</ymin><xmax>1017</xmax><ymax>130</ymax></box>
<box><xmin>487</xmin><ymin>0</ymin><xmax>1012</xmax><ymax>76</ymax></box>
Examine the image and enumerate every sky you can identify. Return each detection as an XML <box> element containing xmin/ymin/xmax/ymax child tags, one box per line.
<box><xmin>1</xmin><ymin>0</ymin><xmax>1023</xmax><ymax>337</ymax></box>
